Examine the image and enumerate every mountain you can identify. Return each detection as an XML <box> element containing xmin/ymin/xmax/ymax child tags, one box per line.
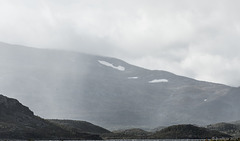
<box><xmin>102</xmin><ymin>125</ymin><xmax>231</xmax><ymax>139</ymax></box>
<box><xmin>150</xmin><ymin>124</ymin><xmax>231</xmax><ymax>139</ymax></box>
<box><xmin>151</xmin><ymin>126</ymin><xmax>166</xmax><ymax>132</ymax></box>
<box><xmin>231</xmin><ymin>120</ymin><xmax>240</xmax><ymax>125</ymax></box>
<box><xmin>0</xmin><ymin>94</ymin><xmax>101</xmax><ymax>140</ymax></box>
<box><xmin>48</xmin><ymin>119</ymin><xmax>110</xmax><ymax>135</ymax></box>
<box><xmin>207</xmin><ymin>122</ymin><xmax>240</xmax><ymax>138</ymax></box>
<box><xmin>0</xmin><ymin>42</ymin><xmax>239</xmax><ymax>129</ymax></box>
<box><xmin>102</xmin><ymin>128</ymin><xmax>151</xmax><ymax>139</ymax></box>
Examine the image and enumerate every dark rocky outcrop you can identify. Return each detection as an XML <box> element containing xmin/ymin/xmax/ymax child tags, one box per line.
<box><xmin>0</xmin><ymin>94</ymin><xmax>101</xmax><ymax>140</ymax></box>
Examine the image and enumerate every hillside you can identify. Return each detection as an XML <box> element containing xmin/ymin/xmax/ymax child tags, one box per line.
<box><xmin>207</xmin><ymin>122</ymin><xmax>240</xmax><ymax>138</ymax></box>
<box><xmin>102</xmin><ymin>125</ymin><xmax>232</xmax><ymax>139</ymax></box>
<box><xmin>0</xmin><ymin>42</ymin><xmax>239</xmax><ymax>129</ymax></box>
<box><xmin>102</xmin><ymin>128</ymin><xmax>150</xmax><ymax>139</ymax></box>
<box><xmin>48</xmin><ymin>119</ymin><xmax>110</xmax><ymax>135</ymax></box>
<box><xmin>151</xmin><ymin>124</ymin><xmax>231</xmax><ymax>139</ymax></box>
<box><xmin>0</xmin><ymin>94</ymin><xmax>101</xmax><ymax>140</ymax></box>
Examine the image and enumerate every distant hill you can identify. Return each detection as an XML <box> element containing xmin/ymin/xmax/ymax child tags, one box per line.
<box><xmin>0</xmin><ymin>94</ymin><xmax>101</xmax><ymax>140</ymax></box>
<box><xmin>102</xmin><ymin>128</ymin><xmax>151</xmax><ymax>139</ymax></box>
<box><xmin>150</xmin><ymin>124</ymin><xmax>231</xmax><ymax>139</ymax></box>
<box><xmin>151</xmin><ymin>126</ymin><xmax>166</xmax><ymax>132</ymax></box>
<box><xmin>231</xmin><ymin>120</ymin><xmax>240</xmax><ymax>125</ymax></box>
<box><xmin>102</xmin><ymin>124</ymin><xmax>231</xmax><ymax>139</ymax></box>
<box><xmin>1</xmin><ymin>42</ymin><xmax>240</xmax><ymax>129</ymax></box>
<box><xmin>207</xmin><ymin>122</ymin><xmax>240</xmax><ymax>138</ymax></box>
<box><xmin>48</xmin><ymin>119</ymin><xmax>110</xmax><ymax>135</ymax></box>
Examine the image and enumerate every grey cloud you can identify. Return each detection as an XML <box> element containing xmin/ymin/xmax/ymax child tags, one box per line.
<box><xmin>0</xmin><ymin>0</ymin><xmax>240</xmax><ymax>86</ymax></box>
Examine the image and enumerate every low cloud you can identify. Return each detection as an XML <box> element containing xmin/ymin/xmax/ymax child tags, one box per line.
<box><xmin>0</xmin><ymin>0</ymin><xmax>240</xmax><ymax>86</ymax></box>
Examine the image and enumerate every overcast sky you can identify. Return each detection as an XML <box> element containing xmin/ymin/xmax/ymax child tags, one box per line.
<box><xmin>0</xmin><ymin>0</ymin><xmax>240</xmax><ymax>86</ymax></box>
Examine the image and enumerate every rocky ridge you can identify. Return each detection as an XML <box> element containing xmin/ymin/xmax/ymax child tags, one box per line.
<box><xmin>0</xmin><ymin>94</ymin><xmax>101</xmax><ymax>140</ymax></box>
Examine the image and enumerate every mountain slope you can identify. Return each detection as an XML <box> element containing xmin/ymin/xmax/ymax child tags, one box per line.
<box><xmin>48</xmin><ymin>119</ymin><xmax>110</xmax><ymax>135</ymax></box>
<box><xmin>0</xmin><ymin>94</ymin><xmax>101</xmax><ymax>139</ymax></box>
<box><xmin>150</xmin><ymin>124</ymin><xmax>231</xmax><ymax>139</ymax></box>
<box><xmin>0</xmin><ymin>42</ymin><xmax>239</xmax><ymax>129</ymax></box>
<box><xmin>102</xmin><ymin>128</ymin><xmax>151</xmax><ymax>139</ymax></box>
<box><xmin>102</xmin><ymin>125</ymin><xmax>231</xmax><ymax>139</ymax></box>
<box><xmin>207</xmin><ymin>122</ymin><xmax>240</xmax><ymax>138</ymax></box>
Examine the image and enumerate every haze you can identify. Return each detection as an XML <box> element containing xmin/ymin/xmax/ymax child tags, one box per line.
<box><xmin>0</xmin><ymin>0</ymin><xmax>240</xmax><ymax>86</ymax></box>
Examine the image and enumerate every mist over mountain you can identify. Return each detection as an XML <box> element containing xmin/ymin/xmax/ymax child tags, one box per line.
<box><xmin>207</xmin><ymin>121</ymin><xmax>240</xmax><ymax>138</ymax></box>
<box><xmin>0</xmin><ymin>42</ymin><xmax>239</xmax><ymax>129</ymax></box>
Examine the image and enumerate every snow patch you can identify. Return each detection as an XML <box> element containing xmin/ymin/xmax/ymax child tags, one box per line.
<box><xmin>128</xmin><ymin>77</ymin><xmax>138</xmax><ymax>79</ymax></box>
<box><xmin>149</xmin><ymin>79</ymin><xmax>168</xmax><ymax>83</ymax></box>
<box><xmin>98</xmin><ymin>60</ymin><xmax>125</xmax><ymax>71</ymax></box>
